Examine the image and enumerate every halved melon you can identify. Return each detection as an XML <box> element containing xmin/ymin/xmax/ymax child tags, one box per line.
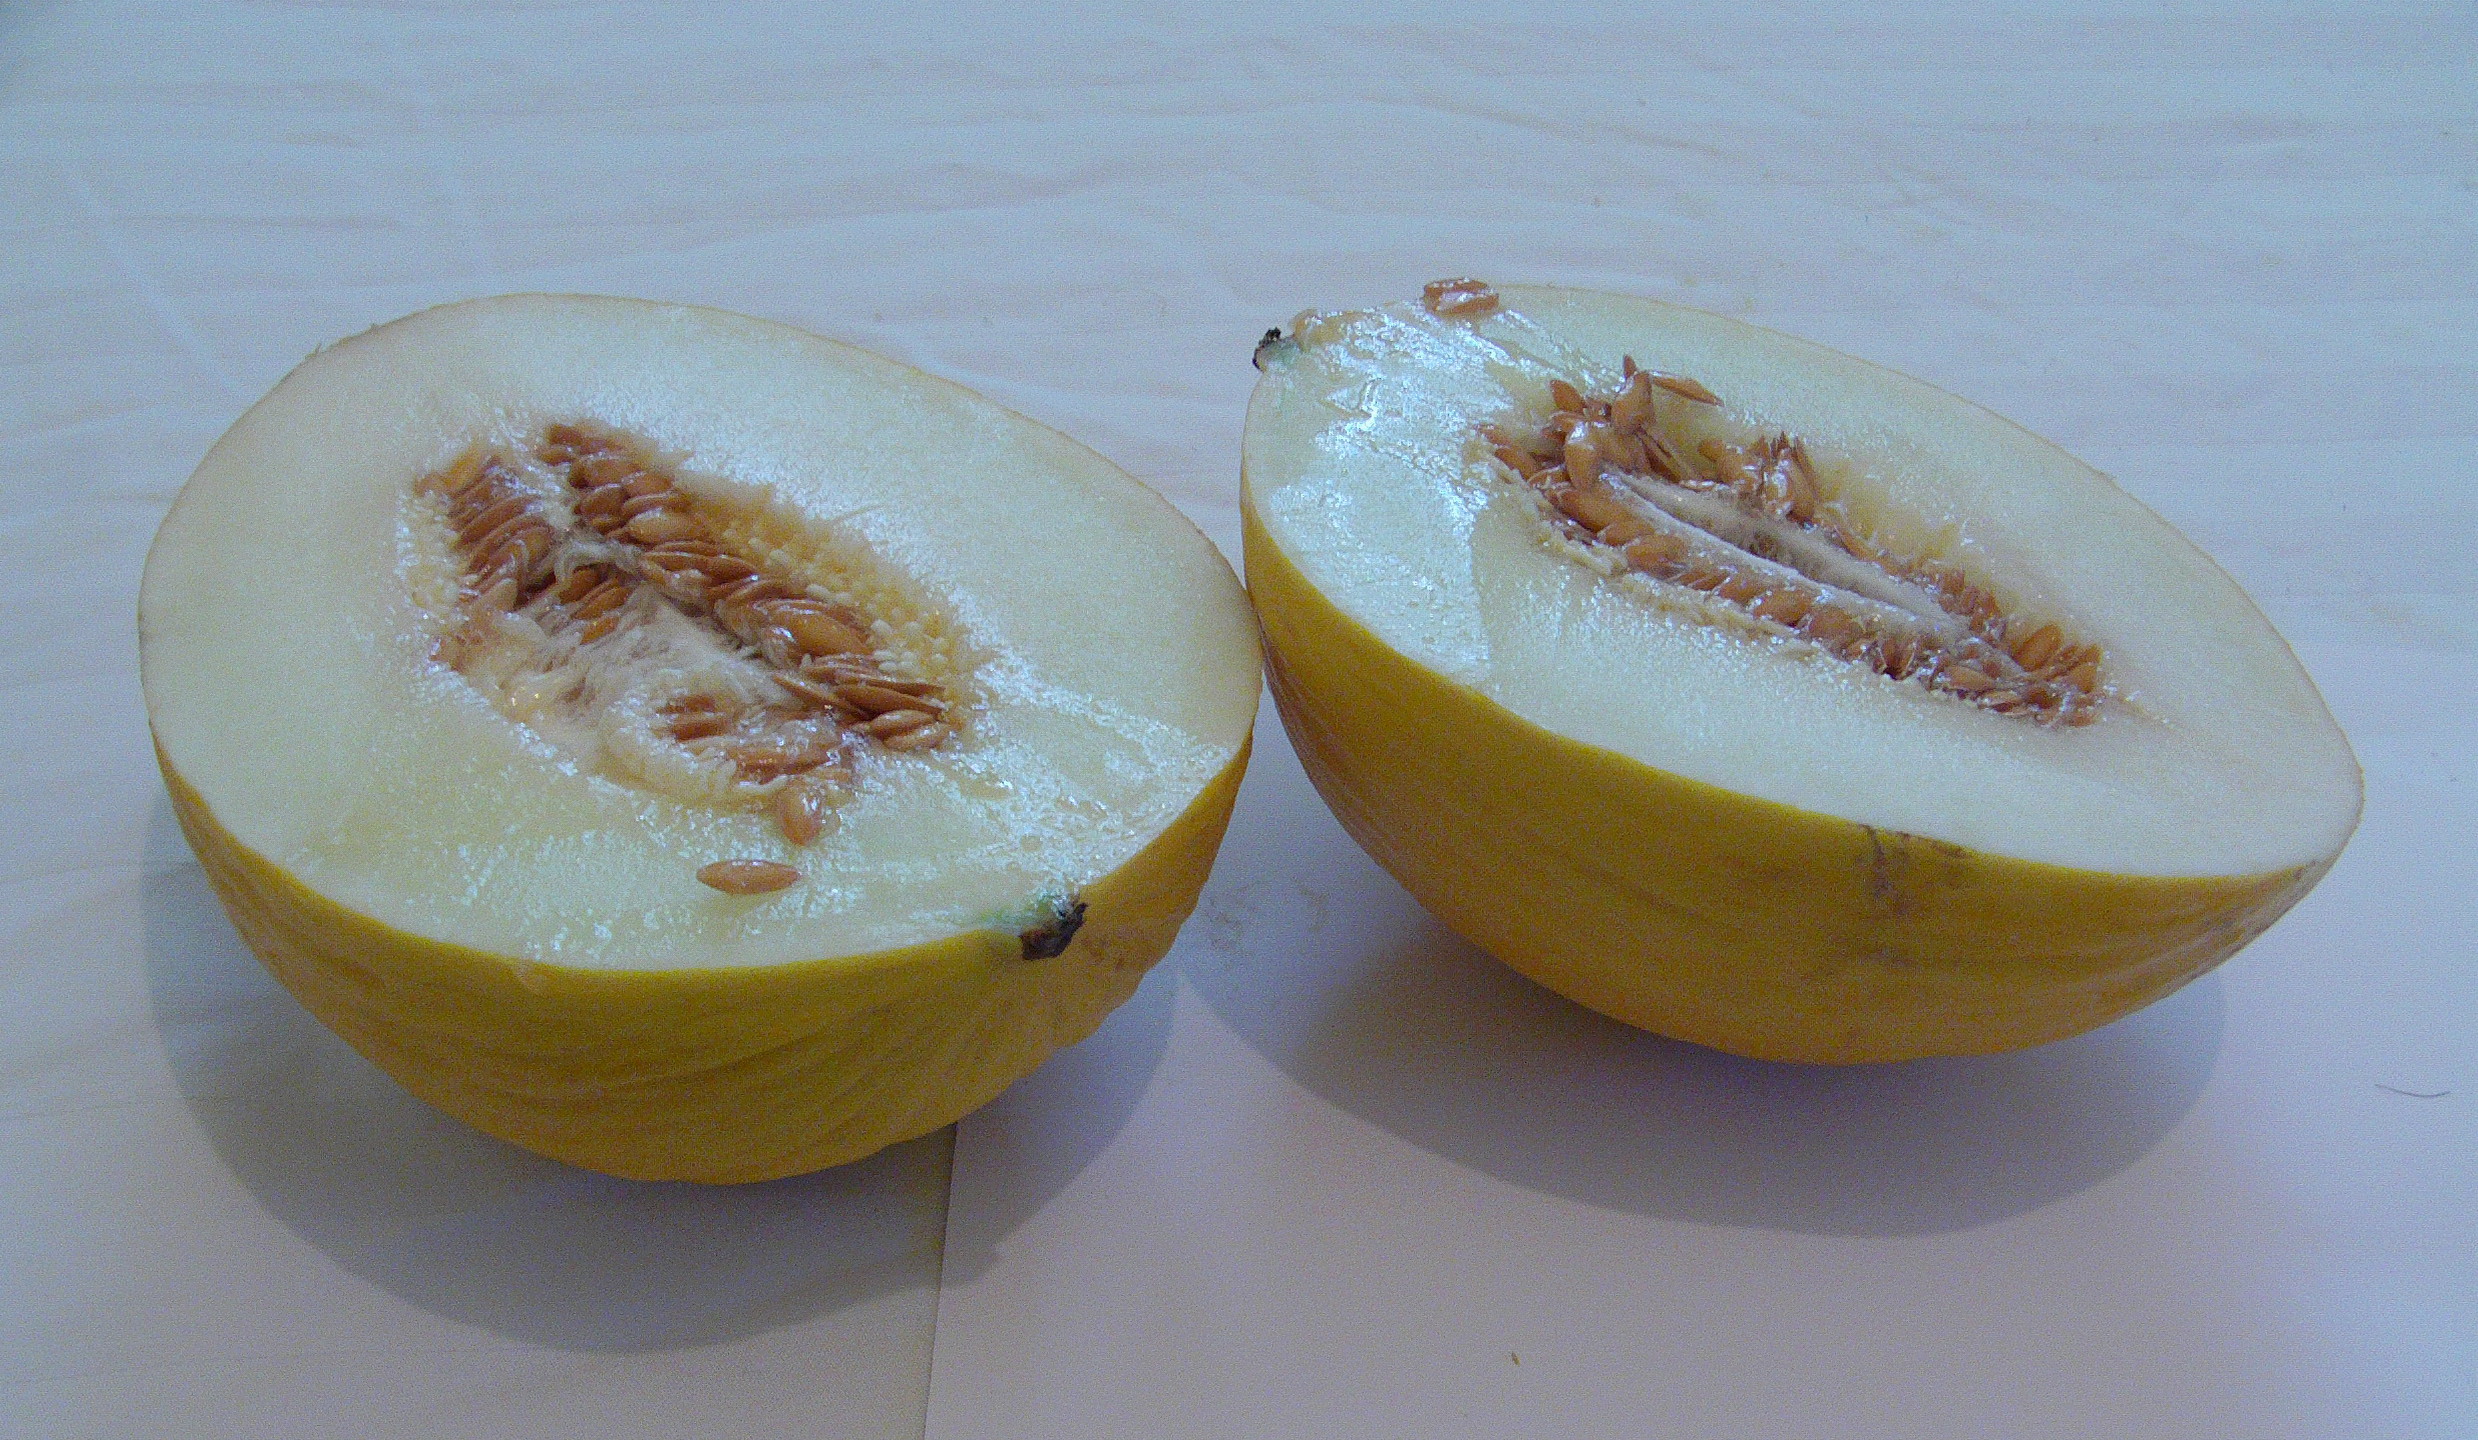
<box><xmin>142</xmin><ymin>295</ymin><xmax>1259</xmax><ymax>1180</ymax></box>
<box><xmin>1244</xmin><ymin>281</ymin><xmax>2357</xmax><ymax>1061</ymax></box>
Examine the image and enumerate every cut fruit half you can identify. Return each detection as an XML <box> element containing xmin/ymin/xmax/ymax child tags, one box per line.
<box><xmin>1244</xmin><ymin>281</ymin><xmax>2358</xmax><ymax>1061</ymax></box>
<box><xmin>142</xmin><ymin>295</ymin><xmax>1260</xmax><ymax>1180</ymax></box>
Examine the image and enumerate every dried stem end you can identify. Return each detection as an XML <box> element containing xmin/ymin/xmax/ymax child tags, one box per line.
<box><xmin>1018</xmin><ymin>896</ymin><xmax>1089</xmax><ymax>960</ymax></box>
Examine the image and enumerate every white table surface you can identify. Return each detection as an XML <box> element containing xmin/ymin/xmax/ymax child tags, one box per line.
<box><xmin>5</xmin><ymin>2</ymin><xmax>2470</xmax><ymax>1437</ymax></box>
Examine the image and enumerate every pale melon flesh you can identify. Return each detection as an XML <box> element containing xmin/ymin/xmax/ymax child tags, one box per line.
<box><xmin>142</xmin><ymin>295</ymin><xmax>1260</xmax><ymax>1179</ymax></box>
<box><xmin>1244</xmin><ymin>283</ymin><xmax>2358</xmax><ymax>1060</ymax></box>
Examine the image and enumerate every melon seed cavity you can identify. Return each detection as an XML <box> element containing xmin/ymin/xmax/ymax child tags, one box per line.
<box><xmin>1461</xmin><ymin>327</ymin><xmax>2106</xmax><ymax>726</ymax></box>
<box><xmin>414</xmin><ymin>423</ymin><xmax>969</xmax><ymax>874</ymax></box>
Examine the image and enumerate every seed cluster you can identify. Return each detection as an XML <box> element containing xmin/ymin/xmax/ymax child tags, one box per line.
<box><xmin>423</xmin><ymin>424</ymin><xmax>963</xmax><ymax>882</ymax></box>
<box><xmin>1487</xmin><ymin>360</ymin><xmax>2105</xmax><ymax>724</ymax></box>
<box><xmin>432</xmin><ymin>451</ymin><xmax>563</xmax><ymax>619</ymax></box>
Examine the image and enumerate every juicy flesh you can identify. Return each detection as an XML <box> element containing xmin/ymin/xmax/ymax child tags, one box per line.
<box><xmin>420</xmin><ymin>423</ymin><xmax>959</xmax><ymax>851</ymax></box>
<box><xmin>1246</xmin><ymin>285</ymin><xmax>2362</xmax><ymax>877</ymax></box>
<box><xmin>1487</xmin><ymin>365</ymin><xmax>2106</xmax><ymax>726</ymax></box>
<box><xmin>142</xmin><ymin>294</ymin><xmax>1260</xmax><ymax>968</ymax></box>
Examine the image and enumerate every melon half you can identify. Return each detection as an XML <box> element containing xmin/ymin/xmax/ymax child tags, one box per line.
<box><xmin>1244</xmin><ymin>282</ymin><xmax>2359</xmax><ymax>1061</ymax></box>
<box><xmin>141</xmin><ymin>295</ymin><xmax>1259</xmax><ymax>1181</ymax></box>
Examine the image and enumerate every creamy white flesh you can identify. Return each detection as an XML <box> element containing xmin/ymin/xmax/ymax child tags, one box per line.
<box><xmin>143</xmin><ymin>295</ymin><xmax>1259</xmax><ymax>969</ymax></box>
<box><xmin>1247</xmin><ymin>287</ymin><xmax>2359</xmax><ymax>878</ymax></box>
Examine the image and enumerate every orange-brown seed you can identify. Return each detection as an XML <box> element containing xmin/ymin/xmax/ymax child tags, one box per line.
<box><xmin>776</xmin><ymin>783</ymin><xmax>831</xmax><ymax>846</ymax></box>
<box><xmin>1650</xmin><ymin>373</ymin><xmax>1722</xmax><ymax>405</ymax></box>
<box><xmin>620</xmin><ymin>492</ymin><xmax>684</xmax><ymax>520</ymax></box>
<box><xmin>864</xmin><ymin>709</ymin><xmax>937</xmax><ymax>737</ymax></box>
<box><xmin>881</xmin><ymin>723</ymin><xmax>951</xmax><ymax>752</ymax></box>
<box><xmin>837</xmin><ymin>683</ymin><xmax>936</xmax><ymax>716</ymax></box>
<box><xmin>1716</xmin><ymin>572</ymin><xmax>1767</xmax><ymax>605</ymax></box>
<box><xmin>627</xmin><ymin>511</ymin><xmax>701</xmax><ymax>545</ymax></box>
<box><xmin>1621</xmin><ymin>533</ymin><xmax>1688</xmax><ymax>572</ymax></box>
<box><xmin>697</xmin><ymin>860</ymin><xmax>800</xmax><ymax>895</ymax></box>
<box><xmin>776</xmin><ymin>607</ymin><xmax>871</xmax><ymax>656</ymax></box>
<box><xmin>2012</xmin><ymin>623</ymin><xmax>2064</xmax><ymax>671</ymax></box>
<box><xmin>669</xmin><ymin>713</ymin><xmax>733</xmax><ymax>742</ymax></box>
<box><xmin>1553</xmin><ymin>482</ymin><xmax>1630</xmax><ymax>533</ymax></box>
<box><xmin>576</xmin><ymin>455</ymin><xmax>637</xmax><ymax>488</ymax></box>
<box><xmin>1752</xmin><ymin>588</ymin><xmax>1815</xmax><ymax>626</ymax></box>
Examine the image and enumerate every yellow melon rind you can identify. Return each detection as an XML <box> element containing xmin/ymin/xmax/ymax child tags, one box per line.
<box><xmin>165</xmin><ymin>735</ymin><xmax>1248</xmax><ymax>1182</ymax></box>
<box><xmin>1244</xmin><ymin>495</ymin><xmax>2319</xmax><ymax>1062</ymax></box>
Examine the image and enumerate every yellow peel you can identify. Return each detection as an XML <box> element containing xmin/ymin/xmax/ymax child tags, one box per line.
<box><xmin>1244</xmin><ymin>497</ymin><xmax>2321</xmax><ymax>1061</ymax></box>
<box><xmin>166</xmin><ymin>736</ymin><xmax>1247</xmax><ymax>1183</ymax></box>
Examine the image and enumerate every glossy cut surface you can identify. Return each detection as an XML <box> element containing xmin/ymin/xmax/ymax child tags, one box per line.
<box><xmin>1247</xmin><ymin>286</ymin><xmax>2358</xmax><ymax>878</ymax></box>
<box><xmin>143</xmin><ymin>295</ymin><xmax>1262</xmax><ymax>970</ymax></box>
